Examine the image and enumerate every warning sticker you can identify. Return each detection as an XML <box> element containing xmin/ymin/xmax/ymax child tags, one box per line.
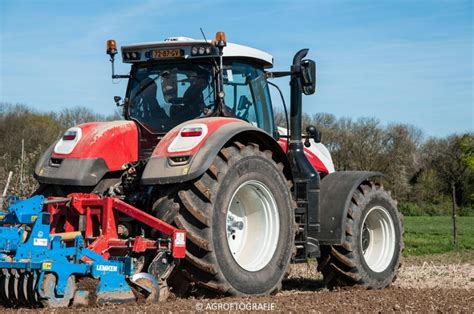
<box><xmin>42</xmin><ymin>262</ymin><xmax>52</xmax><ymax>270</ymax></box>
<box><xmin>174</xmin><ymin>232</ymin><xmax>186</xmax><ymax>246</ymax></box>
<box><xmin>34</xmin><ymin>238</ymin><xmax>48</xmax><ymax>246</ymax></box>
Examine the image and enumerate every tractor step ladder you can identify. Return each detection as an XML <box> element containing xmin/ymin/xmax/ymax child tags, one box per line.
<box><xmin>293</xmin><ymin>179</ymin><xmax>320</xmax><ymax>263</ymax></box>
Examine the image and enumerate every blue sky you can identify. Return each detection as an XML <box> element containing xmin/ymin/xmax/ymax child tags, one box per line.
<box><xmin>0</xmin><ymin>0</ymin><xmax>472</xmax><ymax>137</ymax></box>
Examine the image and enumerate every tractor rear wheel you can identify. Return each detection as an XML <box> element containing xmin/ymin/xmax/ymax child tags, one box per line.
<box><xmin>317</xmin><ymin>182</ymin><xmax>403</xmax><ymax>289</ymax></box>
<box><xmin>153</xmin><ymin>141</ymin><xmax>294</xmax><ymax>295</ymax></box>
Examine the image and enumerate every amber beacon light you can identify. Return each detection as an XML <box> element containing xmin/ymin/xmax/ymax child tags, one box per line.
<box><xmin>215</xmin><ymin>31</ymin><xmax>226</xmax><ymax>43</ymax></box>
<box><xmin>106</xmin><ymin>39</ymin><xmax>117</xmax><ymax>56</ymax></box>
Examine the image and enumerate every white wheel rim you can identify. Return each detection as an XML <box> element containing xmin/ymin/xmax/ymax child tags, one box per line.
<box><xmin>360</xmin><ymin>206</ymin><xmax>396</xmax><ymax>273</ymax></box>
<box><xmin>226</xmin><ymin>180</ymin><xmax>280</xmax><ymax>272</ymax></box>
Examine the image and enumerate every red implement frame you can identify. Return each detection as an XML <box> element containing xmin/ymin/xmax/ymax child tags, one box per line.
<box><xmin>46</xmin><ymin>193</ymin><xmax>186</xmax><ymax>259</ymax></box>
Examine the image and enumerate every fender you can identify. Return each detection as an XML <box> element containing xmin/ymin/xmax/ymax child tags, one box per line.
<box><xmin>278</xmin><ymin>139</ymin><xmax>334</xmax><ymax>174</ymax></box>
<box><xmin>34</xmin><ymin>121</ymin><xmax>139</xmax><ymax>186</ymax></box>
<box><xmin>311</xmin><ymin>171</ymin><xmax>383</xmax><ymax>245</ymax></box>
<box><xmin>141</xmin><ymin>117</ymin><xmax>290</xmax><ymax>185</ymax></box>
<box><xmin>277</xmin><ymin>126</ymin><xmax>335</xmax><ymax>174</ymax></box>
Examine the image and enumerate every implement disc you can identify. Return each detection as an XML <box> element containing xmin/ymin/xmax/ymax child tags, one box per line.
<box><xmin>40</xmin><ymin>274</ymin><xmax>76</xmax><ymax>308</ymax></box>
<box><xmin>130</xmin><ymin>272</ymin><xmax>160</xmax><ymax>303</ymax></box>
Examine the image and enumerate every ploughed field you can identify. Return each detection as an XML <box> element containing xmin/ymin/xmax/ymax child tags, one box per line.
<box><xmin>2</xmin><ymin>251</ymin><xmax>472</xmax><ymax>313</ymax></box>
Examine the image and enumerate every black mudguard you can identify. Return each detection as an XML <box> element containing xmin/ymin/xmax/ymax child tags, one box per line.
<box><xmin>312</xmin><ymin>171</ymin><xmax>383</xmax><ymax>245</ymax></box>
<box><xmin>141</xmin><ymin>123</ymin><xmax>290</xmax><ymax>185</ymax></box>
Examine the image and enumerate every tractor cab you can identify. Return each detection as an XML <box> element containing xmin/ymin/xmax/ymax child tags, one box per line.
<box><xmin>108</xmin><ymin>35</ymin><xmax>276</xmax><ymax>158</ymax></box>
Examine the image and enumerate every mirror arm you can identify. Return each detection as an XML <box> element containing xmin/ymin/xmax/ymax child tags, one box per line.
<box><xmin>267</xmin><ymin>80</ymin><xmax>290</xmax><ymax>152</ymax></box>
<box><xmin>265</xmin><ymin>71</ymin><xmax>291</xmax><ymax>79</ymax></box>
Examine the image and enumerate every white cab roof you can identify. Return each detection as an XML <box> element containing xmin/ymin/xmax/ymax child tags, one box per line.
<box><xmin>122</xmin><ymin>37</ymin><xmax>274</xmax><ymax>68</ymax></box>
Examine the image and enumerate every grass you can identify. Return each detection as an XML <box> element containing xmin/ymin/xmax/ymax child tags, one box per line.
<box><xmin>403</xmin><ymin>216</ymin><xmax>474</xmax><ymax>256</ymax></box>
<box><xmin>404</xmin><ymin>250</ymin><xmax>474</xmax><ymax>265</ymax></box>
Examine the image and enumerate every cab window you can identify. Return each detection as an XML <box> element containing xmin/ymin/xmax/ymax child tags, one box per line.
<box><xmin>223</xmin><ymin>61</ymin><xmax>274</xmax><ymax>135</ymax></box>
<box><xmin>127</xmin><ymin>62</ymin><xmax>214</xmax><ymax>133</ymax></box>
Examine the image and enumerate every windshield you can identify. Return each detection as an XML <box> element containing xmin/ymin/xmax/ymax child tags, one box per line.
<box><xmin>127</xmin><ymin>62</ymin><xmax>215</xmax><ymax>133</ymax></box>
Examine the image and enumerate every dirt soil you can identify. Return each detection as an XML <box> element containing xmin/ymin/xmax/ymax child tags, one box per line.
<box><xmin>3</xmin><ymin>253</ymin><xmax>473</xmax><ymax>313</ymax></box>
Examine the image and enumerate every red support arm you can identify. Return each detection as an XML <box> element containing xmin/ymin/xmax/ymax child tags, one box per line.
<box><xmin>47</xmin><ymin>194</ymin><xmax>186</xmax><ymax>259</ymax></box>
<box><xmin>111</xmin><ymin>198</ymin><xmax>186</xmax><ymax>258</ymax></box>
<box><xmin>111</xmin><ymin>198</ymin><xmax>177</xmax><ymax>235</ymax></box>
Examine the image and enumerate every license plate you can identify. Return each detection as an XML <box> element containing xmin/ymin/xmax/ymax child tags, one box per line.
<box><xmin>152</xmin><ymin>49</ymin><xmax>182</xmax><ymax>58</ymax></box>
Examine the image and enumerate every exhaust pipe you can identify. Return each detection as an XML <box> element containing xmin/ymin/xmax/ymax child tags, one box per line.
<box><xmin>288</xmin><ymin>49</ymin><xmax>318</xmax><ymax>181</ymax></box>
<box><xmin>288</xmin><ymin>49</ymin><xmax>320</xmax><ymax>236</ymax></box>
<box><xmin>289</xmin><ymin>49</ymin><xmax>308</xmax><ymax>145</ymax></box>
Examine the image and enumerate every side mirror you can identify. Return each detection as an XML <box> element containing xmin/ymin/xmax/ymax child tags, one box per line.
<box><xmin>304</xmin><ymin>125</ymin><xmax>322</xmax><ymax>147</ymax></box>
<box><xmin>114</xmin><ymin>96</ymin><xmax>122</xmax><ymax>106</ymax></box>
<box><xmin>300</xmin><ymin>59</ymin><xmax>316</xmax><ymax>95</ymax></box>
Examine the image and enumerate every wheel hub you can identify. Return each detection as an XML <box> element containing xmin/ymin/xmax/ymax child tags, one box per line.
<box><xmin>226</xmin><ymin>214</ymin><xmax>244</xmax><ymax>236</ymax></box>
<box><xmin>362</xmin><ymin>224</ymin><xmax>370</xmax><ymax>253</ymax></box>
<box><xmin>226</xmin><ymin>180</ymin><xmax>280</xmax><ymax>272</ymax></box>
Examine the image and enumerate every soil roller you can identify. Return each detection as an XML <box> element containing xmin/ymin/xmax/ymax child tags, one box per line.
<box><xmin>0</xmin><ymin>195</ymin><xmax>186</xmax><ymax>308</ymax></box>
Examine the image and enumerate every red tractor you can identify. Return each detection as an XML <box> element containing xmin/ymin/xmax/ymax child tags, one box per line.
<box><xmin>27</xmin><ymin>32</ymin><xmax>402</xmax><ymax>302</ymax></box>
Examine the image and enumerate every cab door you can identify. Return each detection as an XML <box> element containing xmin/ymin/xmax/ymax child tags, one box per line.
<box><xmin>223</xmin><ymin>61</ymin><xmax>275</xmax><ymax>136</ymax></box>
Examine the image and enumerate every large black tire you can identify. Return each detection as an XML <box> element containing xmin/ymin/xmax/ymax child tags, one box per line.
<box><xmin>317</xmin><ymin>181</ymin><xmax>403</xmax><ymax>289</ymax></box>
<box><xmin>153</xmin><ymin>141</ymin><xmax>294</xmax><ymax>295</ymax></box>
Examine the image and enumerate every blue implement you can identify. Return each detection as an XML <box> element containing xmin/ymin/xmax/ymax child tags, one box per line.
<box><xmin>0</xmin><ymin>196</ymin><xmax>138</xmax><ymax>308</ymax></box>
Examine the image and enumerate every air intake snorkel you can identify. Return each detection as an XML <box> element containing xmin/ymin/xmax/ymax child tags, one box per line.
<box><xmin>287</xmin><ymin>49</ymin><xmax>320</xmax><ymax>234</ymax></box>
